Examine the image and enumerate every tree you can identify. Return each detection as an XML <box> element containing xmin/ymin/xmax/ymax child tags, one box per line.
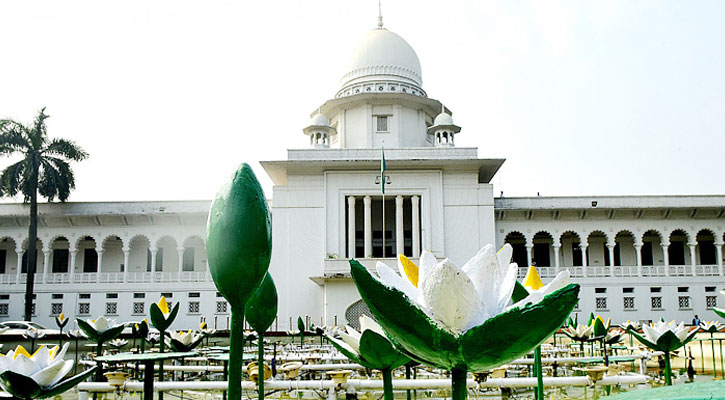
<box><xmin>0</xmin><ymin>108</ymin><xmax>88</xmax><ymax>321</ymax></box>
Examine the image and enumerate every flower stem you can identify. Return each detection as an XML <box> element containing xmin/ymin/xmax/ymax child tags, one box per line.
<box><xmin>382</xmin><ymin>368</ymin><xmax>394</xmax><ymax>400</ymax></box>
<box><xmin>228</xmin><ymin>309</ymin><xmax>245</xmax><ymax>400</ymax></box>
<box><xmin>534</xmin><ymin>346</ymin><xmax>544</xmax><ymax>400</ymax></box>
<box><xmin>663</xmin><ymin>350</ymin><xmax>672</xmax><ymax>386</ymax></box>
<box><xmin>159</xmin><ymin>329</ymin><xmax>166</xmax><ymax>400</ymax></box>
<box><xmin>451</xmin><ymin>367</ymin><xmax>468</xmax><ymax>400</ymax></box>
<box><xmin>712</xmin><ymin>333</ymin><xmax>717</xmax><ymax>378</ymax></box>
<box><xmin>258</xmin><ymin>331</ymin><xmax>265</xmax><ymax>400</ymax></box>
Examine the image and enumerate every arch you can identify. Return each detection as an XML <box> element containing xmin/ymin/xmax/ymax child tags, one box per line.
<box><xmin>182</xmin><ymin>235</ymin><xmax>205</xmax><ymax>272</ymax></box>
<box><xmin>559</xmin><ymin>231</ymin><xmax>583</xmax><ymax>267</ymax></box>
<box><xmin>641</xmin><ymin>230</ymin><xmax>664</xmax><ymax>266</ymax></box>
<box><xmin>49</xmin><ymin>236</ymin><xmax>70</xmax><ymax>273</ymax></box>
<box><xmin>100</xmin><ymin>235</ymin><xmax>124</xmax><ymax>273</ymax></box>
<box><xmin>20</xmin><ymin>238</ymin><xmax>45</xmax><ymax>274</ymax></box>
<box><xmin>696</xmin><ymin>229</ymin><xmax>717</xmax><ymax>265</ymax></box>
<box><xmin>75</xmin><ymin>236</ymin><xmax>98</xmax><ymax>274</ymax></box>
<box><xmin>586</xmin><ymin>230</ymin><xmax>609</xmax><ymax>266</ymax></box>
<box><xmin>532</xmin><ymin>231</ymin><xmax>553</xmax><ymax>267</ymax></box>
<box><xmin>155</xmin><ymin>235</ymin><xmax>179</xmax><ymax>273</ymax></box>
<box><xmin>0</xmin><ymin>237</ymin><xmax>18</xmax><ymax>275</ymax></box>
<box><xmin>614</xmin><ymin>231</ymin><xmax>636</xmax><ymax>266</ymax></box>
<box><xmin>74</xmin><ymin>235</ymin><xmax>99</xmax><ymax>250</ymax></box>
<box><xmin>668</xmin><ymin>229</ymin><xmax>689</xmax><ymax>265</ymax></box>
<box><xmin>128</xmin><ymin>235</ymin><xmax>152</xmax><ymax>273</ymax></box>
<box><xmin>504</xmin><ymin>231</ymin><xmax>527</xmax><ymax>269</ymax></box>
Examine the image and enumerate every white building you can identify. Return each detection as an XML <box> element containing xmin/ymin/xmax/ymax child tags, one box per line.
<box><xmin>0</xmin><ymin>21</ymin><xmax>724</xmax><ymax>330</ymax></box>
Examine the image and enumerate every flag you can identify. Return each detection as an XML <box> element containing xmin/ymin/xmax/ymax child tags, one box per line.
<box><xmin>380</xmin><ymin>146</ymin><xmax>387</xmax><ymax>194</ymax></box>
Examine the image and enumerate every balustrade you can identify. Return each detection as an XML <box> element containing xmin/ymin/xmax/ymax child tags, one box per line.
<box><xmin>46</xmin><ymin>273</ymin><xmax>71</xmax><ymax>284</ymax></box>
<box><xmin>613</xmin><ymin>266</ymin><xmax>638</xmax><ymax>278</ymax></box>
<box><xmin>99</xmin><ymin>272</ymin><xmax>124</xmax><ymax>283</ymax></box>
<box><xmin>181</xmin><ymin>271</ymin><xmax>208</xmax><ymax>282</ymax></box>
<box><xmin>0</xmin><ymin>274</ymin><xmax>16</xmax><ymax>284</ymax></box>
<box><xmin>126</xmin><ymin>272</ymin><xmax>153</xmax><ymax>283</ymax></box>
<box><xmin>72</xmin><ymin>273</ymin><xmax>97</xmax><ymax>284</ymax></box>
<box><xmin>669</xmin><ymin>265</ymin><xmax>692</xmax><ymax>277</ymax></box>
<box><xmin>695</xmin><ymin>265</ymin><xmax>719</xmax><ymax>276</ymax></box>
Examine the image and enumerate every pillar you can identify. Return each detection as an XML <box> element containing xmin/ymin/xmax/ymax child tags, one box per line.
<box><xmin>411</xmin><ymin>195</ymin><xmax>420</xmax><ymax>258</ymax></box>
<box><xmin>715</xmin><ymin>242</ymin><xmax>723</xmax><ymax>276</ymax></box>
<box><xmin>364</xmin><ymin>196</ymin><xmax>372</xmax><ymax>258</ymax></box>
<box><xmin>150</xmin><ymin>248</ymin><xmax>158</xmax><ymax>282</ymax></box>
<box><xmin>607</xmin><ymin>244</ymin><xmax>615</xmax><ymax>267</ymax></box>
<box><xmin>42</xmin><ymin>249</ymin><xmax>51</xmax><ymax>284</ymax></box>
<box><xmin>96</xmin><ymin>249</ymin><xmax>103</xmax><ymax>283</ymax></box>
<box><xmin>634</xmin><ymin>244</ymin><xmax>643</xmax><ymax>277</ymax></box>
<box><xmin>347</xmin><ymin>196</ymin><xmax>356</xmax><ymax>258</ymax></box>
<box><xmin>688</xmin><ymin>242</ymin><xmax>697</xmax><ymax>275</ymax></box>
<box><xmin>69</xmin><ymin>250</ymin><xmax>77</xmax><ymax>283</ymax></box>
<box><xmin>662</xmin><ymin>244</ymin><xmax>670</xmax><ymax>277</ymax></box>
<box><xmin>123</xmin><ymin>247</ymin><xmax>130</xmax><ymax>283</ymax></box>
<box><xmin>395</xmin><ymin>195</ymin><xmax>404</xmax><ymax>255</ymax></box>
<box><xmin>525</xmin><ymin>244</ymin><xmax>533</xmax><ymax>268</ymax></box>
<box><xmin>581</xmin><ymin>245</ymin><xmax>588</xmax><ymax>277</ymax></box>
<box><xmin>15</xmin><ymin>247</ymin><xmax>23</xmax><ymax>284</ymax></box>
<box><xmin>178</xmin><ymin>247</ymin><xmax>185</xmax><ymax>281</ymax></box>
<box><xmin>553</xmin><ymin>244</ymin><xmax>561</xmax><ymax>273</ymax></box>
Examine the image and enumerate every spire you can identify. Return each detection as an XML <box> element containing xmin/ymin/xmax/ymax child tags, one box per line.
<box><xmin>377</xmin><ymin>0</ymin><xmax>384</xmax><ymax>29</ymax></box>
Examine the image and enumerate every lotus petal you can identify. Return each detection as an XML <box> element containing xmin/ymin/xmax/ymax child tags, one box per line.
<box><xmin>418</xmin><ymin>250</ymin><xmax>437</xmax><ymax>288</ymax></box>
<box><xmin>376</xmin><ymin>261</ymin><xmax>420</xmax><ymax>305</ymax></box>
<box><xmin>360</xmin><ymin>315</ymin><xmax>386</xmax><ymax>337</ymax></box>
<box><xmin>358</xmin><ymin>330</ymin><xmax>409</xmax><ymax>370</ymax></box>
<box><xmin>30</xmin><ymin>359</ymin><xmax>72</xmax><ymax>388</ymax></box>
<box><xmin>422</xmin><ymin>259</ymin><xmax>480</xmax><ymax>333</ymax></box>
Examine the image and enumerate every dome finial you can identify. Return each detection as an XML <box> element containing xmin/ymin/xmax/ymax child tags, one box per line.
<box><xmin>377</xmin><ymin>0</ymin><xmax>384</xmax><ymax>29</ymax></box>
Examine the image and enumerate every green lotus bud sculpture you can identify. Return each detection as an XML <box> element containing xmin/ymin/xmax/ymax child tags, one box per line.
<box><xmin>326</xmin><ymin>315</ymin><xmax>410</xmax><ymax>400</ymax></box>
<box><xmin>207</xmin><ymin>163</ymin><xmax>272</xmax><ymax>400</ymax></box>
<box><xmin>350</xmin><ymin>244</ymin><xmax>579</xmax><ymax>400</ymax></box>
<box><xmin>627</xmin><ymin>320</ymin><xmax>698</xmax><ymax>385</ymax></box>
<box><xmin>245</xmin><ymin>273</ymin><xmax>278</xmax><ymax>400</ymax></box>
<box><xmin>0</xmin><ymin>343</ymin><xmax>96</xmax><ymax>399</ymax></box>
<box><xmin>297</xmin><ymin>316</ymin><xmax>306</xmax><ymax>345</ymax></box>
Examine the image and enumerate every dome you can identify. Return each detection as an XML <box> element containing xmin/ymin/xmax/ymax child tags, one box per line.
<box><xmin>309</xmin><ymin>113</ymin><xmax>330</xmax><ymax>127</ymax></box>
<box><xmin>338</xmin><ymin>28</ymin><xmax>423</xmax><ymax>94</ymax></box>
<box><xmin>433</xmin><ymin>112</ymin><xmax>454</xmax><ymax>126</ymax></box>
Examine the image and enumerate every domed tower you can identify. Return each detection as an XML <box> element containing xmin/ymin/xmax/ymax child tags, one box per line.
<box><xmin>303</xmin><ymin>113</ymin><xmax>336</xmax><ymax>148</ymax></box>
<box><xmin>428</xmin><ymin>109</ymin><xmax>461</xmax><ymax>147</ymax></box>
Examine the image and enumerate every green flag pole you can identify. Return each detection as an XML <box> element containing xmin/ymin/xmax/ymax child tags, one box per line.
<box><xmin>381</xmin><ymin>144</ymin><xmax>386</xmax><ymax>257</ymax></box>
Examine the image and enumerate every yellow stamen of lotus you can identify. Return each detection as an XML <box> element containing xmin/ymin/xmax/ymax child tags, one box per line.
<box><xmin>59</xmin><ymin>313</ymin><xmax>65</xmax><ymax>321</ymax></box>
<box><xmin>158</xmin><ymin>296</ymin><xmax>169</xmax><ymax>314</ymax></box>
<box><xmin>187</xmin><ymin>330</ymin><xmax>192</xmax><ymax>335</ymax></box>
<box><xmin>200</xmin><ymin>321</ymin><xmax>207</xmax><ymax>330</ymax></box>
<box><xmin>523</xmin><ymin>265</ymin><xmax>543</xmax><ymax>290</ymax></box>
<box><xmin>399</xmin><ymin>254</ymin><xmax>419</xmax><ymax>287</ymax></box>
<box><xmin>49</xmin><ymin>345</ymin><xmax>59</xmax><ymax>360</ymax></box>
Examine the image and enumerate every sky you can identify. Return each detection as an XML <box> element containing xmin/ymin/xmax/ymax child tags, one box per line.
<box><xmin>1</xmin><ymin>1</ymin><xmax>724</xmax><ymax>202</ymax></box>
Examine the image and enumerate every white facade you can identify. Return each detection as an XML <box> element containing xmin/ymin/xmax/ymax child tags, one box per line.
<box><xmin>0</xmin><ymin>23</ymin><xmax>723</xmax><ymax>330</ymax></box>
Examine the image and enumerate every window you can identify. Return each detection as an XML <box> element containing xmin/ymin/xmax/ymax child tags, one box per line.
<box><xmin>79</xmin><ymin>293</ymin><xmax>91</xmax><ymax>299</ymax></box>
<box><xmin>677</xmin><ymin>287</ymin><xmax>689</xmax><ymax>293</ymax></box>
<box><xmin>216</xmin><ymin>292</ymin><xmax>224</xmax><ymax>298</ymax></box>
<box><xmin>51</xmin><ymin>303</ymin><xmax>63</xmax><ymax>316</ymax></box>
<box><xmin>376</xmin><ymin>115</ymin><xmax>389</xmax><ymax>132</ymax></box>
<box><xmin>161</xmin><ymin>292</ymin><xmax>173</xmax><ymax>298</ymax></box>
<box><xmin>0</xmin><ymin>249</ymin><xmax>5</xmax><ymax>273</ymax></box>
<box><xmin>650</xmin><ymin>287</ymin><xmax>661</xmax><ymax>293</ymax></box>
<box><xmin>52</xmin><ymin>249</ymin><xmax>69</xmax><ymax>273</ymax></box>
<box><xmin>0</xmin><ymin>304</ymin><xmax>7</xmax><ymax>316</ymax></box>
<box><xmin>183</xmin><ymin>248</ymin><xmax>195</xmax><ymax>271</ymax></box>
<box><xmin>30</xmin><ymin>303</ymin><xmax>36</xmax><ymax>316</ymax></box>
<box><xmin>706</xmin><ymin>286</ymin><xmax>717</xmax><ymax>292</ymax></box>
<box><xmin>595</xmin><ymin>297</ymin><xmax>607</xmax><ymax>310</ymax></box>
<box><xmin>623</xmin><ymin>287</ymin><xmax>634</xmax><ymax>294</ymax></box>
<box><xmin>651</xmin><ymin>296</ymin><xmax>663</xmax><ymax>310</ymax></box>
<box><xmin>106</xmin><ymin>293</ymin><xmax>118</xmax><ymax>299</ymax></box>
<box><xmin>345</xmin><ymin>195</ymin><xmax>421</xmax><ymax>258</ymax></box>
<box><xmin>623</xmin><ymin>297</ymin><xmax>635</xmax><ymax>310</ymax></box>
<box><xmin>188</xmin><ymin>292</ymin><xmax>200</xmax><ymax>298</ymax></box>
<box><xmin>188</xmin><ymin>301</ymin><xmax>200</xmax><ymax>314</ymax></box>
<box><xmin>156</xmin><ymin>249</ymin><xmax>164</xmax><ymax>271</ymax></box>
<box><xmin>595</xmin><ymin>288</ymin><xmax>607</xmax><ymax>294</ymax></box>
<box><xmin>706</xmin><ymin>296</ymin><xmax>717</xmax><ymax>309</ymax></box>
<box><xmin>78</xmin><ymin>303</ymin><xmax>90</xmax><ymax>315</ymax></box>
<box><xmin>0</xmin><ymin>295</ymin><xmax>8</xmax><ymax>300</ymax></box>
<box><xmin>216</xmin><ymin>301</ymin><xmax>228</xmax><ymax>314</ymax></box>
<box><xmin>83</xmin><ymin>249</ymin><xmax>98</xmax><ymax>273</ymax></box>
<box><xmin>133</xmin><ymin>302</ymin><xmax>145</xmax><ymax>315</ymax></box>
<box><xmin>134</xmin><ymin>293</ymin><xmax>145</xmax><ymax>299</ymax></box>
<box><xmin>51</xmin><ymin>293</ymin><xmax>63</xmax><ymax>299</ymax></box>
<box><xmin>678</xmin><ymin>296</ymin><xmax>691</xmax><ymax>310</ymax></box>
<box><xmin>106</xmin><ymin>302</ymin><xmax>118</xmax><ymax>315</ymax></box>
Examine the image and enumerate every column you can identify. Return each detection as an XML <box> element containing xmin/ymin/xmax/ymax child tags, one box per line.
<box><xmin>96</xmin><ymin>249</ymin><xmax>103</xmax><ymax>283</ymax></box>
<box><xmin>122</xmin><ymin>247</ymin><xmax>130</xmax><ymax>283</ymax></box>
<box><xmin>688</xmin><ymin>242</ymin><xmax>697</xmax><ymax>276</ymax></box>
<box><xmin>525</xmin><ymin>244</ymin><xmax>533</xmax><ymax>268</ymax></box>
<box><xmin>178</xmin><ymin>247</ymin><xmax>185</xmax><ymax>281</ymax></box>
<box><xmin>715</xmin><ymin>242</ymin><xmax>723</xmax><ymax>276</ymax></box>
<box><xmin>15</xmin><ymin>247</ymin><xmax>24</xmax><ymax>284</ymax></box>
<box><xmin>581</xmin><ymin>245</ymin><xmax>588</xmax><ymax>278</ymax></box>
<box><xmin>363</xmin><ymin>196</ymin><xmax>372</xmax><ymax>258</ymax></box>
<box><xmin>347</xmin><ymin>196</ymin><xmax>356</xmax><ymax>258</ymax></box>
<box><xmin>634</xmin><ymin>244</ymin><xmax>643</xmax><ymax>277</ymax></box>
<box><xmin>69</xmin><ymin>250</ymin><xmax>77</xmax><ymax>283</ymax></box>
<box><xmin>395</xmin><ymin>195</ymin><xmax>404</xmax><ymax>255</ymax></box>
<box><xmin>42</xmin><ymin>249</ymin><xmax>51</xmax><ymax>284</ymax></box>
<box><xmin>661</xmin><ymin>244</ymin><xmax>670</xmax><ymax>277</ymax></box>
<box><xmin>607</xmin><ymin>244</ymin><xmax>615</xmax><ymax>267</ymax></box>
<box><xmin>150</xmin><ymin>248</ymin><xmax>158</xmax><ymax>282</ymax></box>
<box><xmin>553</xmin><ymin>244</ymin><xmax>561</xmax><ymax>273</ymax></box>
<box><xmin>411</xmin><ymin>195</ymin><xmax>420</xmax><ymax>258</ymax></box>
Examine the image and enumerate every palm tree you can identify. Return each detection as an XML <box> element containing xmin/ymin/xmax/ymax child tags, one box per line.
<box><xmin>0</xmin><ymin>108</ymin><xmax>88</xmax><ymax>321</ymax></box>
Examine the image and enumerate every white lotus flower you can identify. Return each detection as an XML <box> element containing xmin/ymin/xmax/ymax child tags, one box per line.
<box><xmin>620</xmin><ymin>320</ymin><xmax>640</xmax><ymax>331</ymax></box>
<box><xmin>84</xmin><ymin>316</ymin><xmax>116</xmax><ymax>333</ymax></box>
<box><xmin>699</xmin><ymin>321</ymin><xmax>722</xmax><ymax>333</ymax></box>
<box><xmin>643</xmin><ymin>320</ymin><xmax>694</xmax><ymax>344</ymax></box>
<box><xmin>0</xmin><ymin>343</ymin><xmax>72</xmax><ymax>388</ymax></box>
<box><xmin>337</xmin><ymin>315</ymin><xmax>386</xmax><ymax>354</ymax></box>
<box><xmin>108</xmin><ymin>339</ymin><xmax>128</xmax><ymax>348</ymax></box>
<box><xmin>169</xmin><ymin>330</ymin><xmax>201</xmax><ymax>347</ymax></box>
<box><xmin>563</xmin><ymin>324</ymin><xmax>594</xmax><ymax>341</ymax></box>
<box><xmin>376</xmin><ymin>244</ymin><xmax>571</xmax><ymax>335</ymax></box>
<box><xmin>23</xmin><ymin>327</ymin><xmax>46</xmax><ymax>340</ymax></box>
